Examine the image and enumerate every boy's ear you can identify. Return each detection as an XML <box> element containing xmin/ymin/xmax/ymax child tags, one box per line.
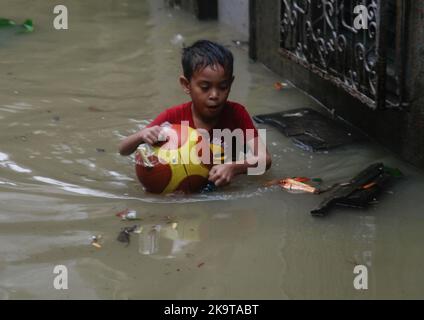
<box><xmin>230</xmin><ymin>75</ymin><xmax>235</xmax><ymax>86</ymax></box>
<box><xmin>179</xmin><ymin>75</ymin><xmax>191</xmax><ymax>94</ymax></box>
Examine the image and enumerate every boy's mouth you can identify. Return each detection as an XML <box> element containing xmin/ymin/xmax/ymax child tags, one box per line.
<box><xmin>206</xmin><ymin>105</ymin><xmax>222</xmax><ymax>113</ymax></box>
<box><xmin>206</xmin><ymin>103</ymin><xmax>222</xmax><ymax>109</ymax></box>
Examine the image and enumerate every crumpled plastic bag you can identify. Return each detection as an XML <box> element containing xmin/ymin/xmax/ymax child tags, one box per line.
<box><xmin>136</xmin><ymin>122</ymin><xmax>172</xmax><ymax>167</ymax></box>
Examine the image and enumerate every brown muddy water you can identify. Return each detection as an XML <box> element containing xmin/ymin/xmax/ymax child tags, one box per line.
<box><xmin>1</xmin><ymin>0</ymin><xmax>424</xmax><ymax>300</ymax></box>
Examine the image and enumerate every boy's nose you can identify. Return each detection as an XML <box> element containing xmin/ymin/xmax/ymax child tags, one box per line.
<box><xmin>209</xmin><ymin>89</ymin><xmax>219</xmax><ymax>100</ymax></box>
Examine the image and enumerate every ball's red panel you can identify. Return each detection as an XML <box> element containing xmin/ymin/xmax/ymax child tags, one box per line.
<box><xmin>134</xmin><ymin>125</ymin><xmax>213</xmax><ymax>194</ymax></box>
<box><xmin>195</xmin><ymin>135</ymin><xmax>214</xmax><ymax>169</ymax></box>
<box><xmin>159</xmin><ymin>124</ymin><xmax>189</xmax><ymax>150</ymax></box>
<box><xmin>176</xmin><ymin>175</ymin><xmax>209</xmax><ymax>193</ymax></box>
<box><xmin>135</xmin><ymin>152</ymin><xmax>172</xmax><ymax>193</ymax></box>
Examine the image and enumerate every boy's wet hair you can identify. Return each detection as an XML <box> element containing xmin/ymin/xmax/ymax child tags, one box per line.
<box><xmin>182</xmin><ymin>40</ymin><xmax>233</xmax><ymax>80</ymax></box>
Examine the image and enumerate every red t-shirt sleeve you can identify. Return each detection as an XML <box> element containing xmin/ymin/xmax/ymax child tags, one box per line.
<box><xmin>146</xmin><ymin>102</ymin><xmax>192</xmax><ymax>128</ymax></box>
<box><xmin>233</xmin><ymin>103</ymin><xmax>259</xmax><ymax>141</ymax></box>
<box><xmin>146</xmin><ymin>109</ymin><xmax>171</xmax><ymax>128</ymax></box>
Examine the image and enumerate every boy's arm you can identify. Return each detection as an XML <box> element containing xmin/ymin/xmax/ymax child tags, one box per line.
<box><xmin>231</xmin><ymin>136</ymin><xmax>272</xmax><ymax>174</ymax></box>
<box><xmin>118</xmin><ymin>126</ymin><xmax>163</xmax><ymax>156</ymax></box>
<box><xmin>119</xmin><ymin>109</ymin><xmax>172</xmax><ymax>156</ymax></box>
<box><xmin>208</xmin><ymin>136</ymin><xmax>272</xmax><ymax>186</ymax></box>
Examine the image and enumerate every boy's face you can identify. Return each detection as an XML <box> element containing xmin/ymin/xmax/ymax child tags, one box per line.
<box><xmin>180</xmin><ymin>64</ymin><xmax>234</xmax><ymax>122</ymax></box>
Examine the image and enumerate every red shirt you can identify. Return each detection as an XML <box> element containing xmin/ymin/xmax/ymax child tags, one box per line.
<box><xmin>147</xmin><ymin>101</ymin><xmax>258</xmax><ymax>143</ymax></box>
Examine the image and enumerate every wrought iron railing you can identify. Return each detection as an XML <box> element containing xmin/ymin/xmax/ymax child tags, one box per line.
<box><xmin>279</xmin><ymin>0</ymin><xmax>409</xmax><ymax>110</ymax></box>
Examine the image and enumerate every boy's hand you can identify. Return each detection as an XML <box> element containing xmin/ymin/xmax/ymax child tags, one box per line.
<box><xmin>139</xmin><ymin>126</ymin><xmax>164</xmax><ymax>145</ymax></box>
<box><xmin>208</xmin><ymin>163</ymin><xmax>237</xmax><ymax>187</ymax></box>
<box><xmin>119</xmin><ymin>125</ymin><xmax>168</xmax><ymax>156</ymax></box>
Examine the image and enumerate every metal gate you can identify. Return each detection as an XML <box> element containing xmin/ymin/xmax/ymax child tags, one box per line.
<box><xmin>279</xmin><ymin>0</ymin><xmax>409</xmax><ymax>110</ymax></box>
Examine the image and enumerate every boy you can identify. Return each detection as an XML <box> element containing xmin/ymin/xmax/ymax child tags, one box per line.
<box><xmin>119</xmin><ymin>40</ymin><xmax>271</xmax><ymax>187</ymax></box>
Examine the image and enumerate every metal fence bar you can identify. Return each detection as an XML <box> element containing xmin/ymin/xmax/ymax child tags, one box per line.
<box><xmin>279</xmin><ymin>0</ymin><xmax>408</xmax><ymax>110</ymax></box>
<box><xmin>375</xmin><ymin>0</ymin><xmax>388</xmax><ymax>109</ymax></box>
<box><xmin>393</xmin><ymin>0</ymin><xmax>409</xmax><ymax>109</ymax></box>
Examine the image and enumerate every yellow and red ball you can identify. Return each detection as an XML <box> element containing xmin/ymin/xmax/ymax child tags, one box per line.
<box><xmin>135</xmin><ymin>124</ymin><xmax>222</xmax><ymax>194</ymax></box>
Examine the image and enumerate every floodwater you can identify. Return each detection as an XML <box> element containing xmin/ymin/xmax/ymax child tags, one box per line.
<box><xmin>1</xmin><ymin>0</ymin><xmax>424</xmax><ymax>300</ymax></box>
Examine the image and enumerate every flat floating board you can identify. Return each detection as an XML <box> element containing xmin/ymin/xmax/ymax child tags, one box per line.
<box><xmin>253</xmin><ymin>108</ymin><xmax>366</xmax><ymax>152</ymax></box>
<box><xmin>310</xmin><ymin>162</ymin><xmax>393</xmax><ymax>217</ymax></box>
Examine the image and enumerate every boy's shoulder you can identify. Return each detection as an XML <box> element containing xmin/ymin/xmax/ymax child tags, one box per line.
<box><xmin>163</xmin><ymin>100</ymin><xmax>249</xmax><ymax>117</ymax></box>
<box><xmin>159</xmin><ymin>101</ymin><xmax>192</xmax><ymax>120</ymax></box>
<box><xmin>226</xmin><ymin>100</ymin><xmax>247</xmax><ymax>111</ymax></box>
<box><xmin>224</xmin><ymin>100</ymin><xmax>251</xmax><ymax>119</ymax></box>
<box><xmin>165</xmin><ymin>101</ymin><xmax>192</xmax><ymax>113</ymax></box>
<box><xmin>156</xmin><ymin>100</ymin><xmax>251</xmax><ymax>126</ymax></box>
<box><xmin>165</xmin><ymin>100</ymin><xmax>247</xmax><ymax>110</ymax></box>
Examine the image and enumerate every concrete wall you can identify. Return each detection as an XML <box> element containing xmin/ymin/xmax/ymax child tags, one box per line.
<box><xmin>252</xmin><ymin>0</ymin><xmax>424</xmax><ymax>169</ymax></box>
<box><xmin>178</xmin><ymin>0</ymin><xmax>248</xmax><ymax>37</ymax></box>
<box><xmin>179</xmin><ymin>0</ymin><xmax>217</xmax><ymax>20</ymax></box>
<box><xmin>218</xmin><ymin>0</ymin><xmax>249</xmax><ymax>38</ymax></box>
<box><xmin>402</xmin><ymin>1</ymin><xmax>424</xmax><ymax>167</ymax></box>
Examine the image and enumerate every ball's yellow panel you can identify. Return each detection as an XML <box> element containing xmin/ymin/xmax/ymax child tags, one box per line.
<box><xmin>135</xmin><ymin>124</ymin><xmax>218</xmax><ymax>194</ymax></box>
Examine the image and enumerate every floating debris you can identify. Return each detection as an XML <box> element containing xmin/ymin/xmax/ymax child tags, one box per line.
<box><xmin>0</xmin><ymin>18</ymin><xmax>34</xmax><ymax>33</ymax></box>
<box><xmin>115</xmin><ymin>209</ymin><xmax>127</xmax><ymax>218</ymax></box>
<box><xmin>13</xmin><ymin>135</ymin><xmax>28</xmax><ymax>142</ymax></box>
<box><xmin>273</xmin><ymin>82</ymin><xmax>288</xmax><ymax>90</ymax></box>
<box><xmin>133</xmin><ymin>226</ymin><xmax>143</xmax><ymax>234</ymax></box>
<box><xmin>90</xmin><ymin>235</ymin><xmax>103</xmax><ymax>249</ymax></box>
<box><xmin>171</xmin><ymin>33</ymin><xmax>185</xmax><ymax>47</ymax></box>
<box><xmin>117</xmin><ymin>225</ymin><xmax>139</xmax><ymax>246</ymax></box>
<box><xmin>263</xmin><ymin>179</ymin><xmax>282</xmax><ymax>187</ymax></box>
<box><xmin>231</xmin><ymin>40</ymin><xmax>249</xmax><ymax>50</ymax></box>
<box><xmin>21</xmin><ymin>19</ymin><xmax>33</xmax><ymax>33</ymax></box>
<box><xmin>115</xmin><ymin>209</ymin><xmax>140</xmax><ymax>221</ymax></box>
<box><xmin>95</xmin><ymin>148</ymin><xmax>106</xmax><ymax>153</ymax></box>
<box><xmin>311</xmin><ymin>163</ymin><xmax>397</xmax><ymax>217</ymax></box>
<box><xmin>280</xmin><ymin>178</ymin><xmax>318</xmax><ymax>194</ymax></box>
<box><xmin>265</xmin><ymin>177</ymin><xmax>320</xmax><ymax>194</ymax></box>
<box><xmin>117</xmin><ymin>230</ymin><xmax>130</xmax><ymax>245</ymax></box>
<box><xmin>197</xmin><ymin>262</ymin><xmax>205</xmax><ymax>268</ymax></box>
<box><xmin>201</xmin><ymin>181</ymin><xmax>216</xmax><ymax>193</ymax></box>
<box><xmin>126</xmin><ymin>210</ymin><xmax>138</xmax><ymax>220</ymax></box>
<box><xmin>0</xmin><ymin>18</ymin><xmax>15</xmax><ymax>27</ymax></box>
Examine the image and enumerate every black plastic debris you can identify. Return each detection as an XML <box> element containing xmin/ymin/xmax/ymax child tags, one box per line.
<box><xmin>311</xmin><ymin>163</ymin><xmax>400</xmax><ymax>217</ymax></box>
<box><xmin>117</xmin><ymin>225</ymin><xmax>139</xmax><ymax>246</ymax></box>
<box><xmin>253</xmin><ymin>108</ymin><xmax>365</xmax><ymax>152</ymax></box>
<box><xmin>200</xmin><ymin>181</ymin><xmax>216</xmax><ymax>193</ymax></box>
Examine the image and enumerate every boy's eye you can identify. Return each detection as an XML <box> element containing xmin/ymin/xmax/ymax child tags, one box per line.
<box><xmin>219</xmin><ymin>81</ymin><xmax>231</xmax><ymax>90</ymax></box>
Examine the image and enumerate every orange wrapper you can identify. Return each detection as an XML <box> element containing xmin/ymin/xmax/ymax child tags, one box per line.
<box><xmin>280</xmin><ymin>178</ymin><xmax>317</xmax><ymax>194</ymax></box>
